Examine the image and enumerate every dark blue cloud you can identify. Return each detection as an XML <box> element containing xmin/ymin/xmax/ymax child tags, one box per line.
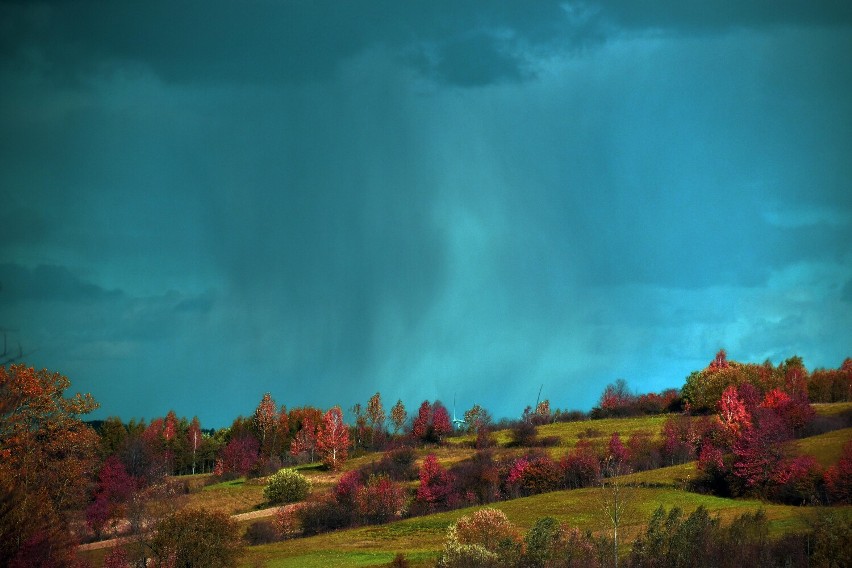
<box><xmin>1</xmin><ymin>1</ymin><xmax>850</xmax><ymax>426</ymax></box>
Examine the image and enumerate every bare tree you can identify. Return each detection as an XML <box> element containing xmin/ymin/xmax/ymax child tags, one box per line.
<box><xmin>598</xmin><ymin>455</ymin><xmax>635</xmax><ymax>568</ymax></box>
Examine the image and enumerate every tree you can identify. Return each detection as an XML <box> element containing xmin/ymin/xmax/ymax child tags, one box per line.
<box><xmin>599</xmin><ymin>436</ymin><xmax>634</xmax><ymax>568</ymax></box>
<box><xmin>317</xmin><ymin>406</ymin><xmax>349</xmax><ymax>470</ymax></box>
<box><xmin>412</xmin><ymin>400</ymin><xmax>432</xmax><ymax>440</ymax></box>
<box><xmin>146</xmin><ymin>509</ymin><xmax>243</xmax><ymax>568</ymax></box>
<box><xmin>432</xmin><ymin>402</ymin><xmax>453</xmax><ymax>441</ymax></box>
<box><xmin>87</xmin><ymin>455</ymin><xmax>135</xmax><ymax>537</ymax></box>
<box><xmin>463</xmin><ymin>404</ymin><xmax>491</xmax><ymax>435</ymax></box>
<box><xmin>214</xmin><ymin>434</ymin><xmax>259</xmax><ymax>478</ymax></box>
<box><xmin>253</xmin><ymin>392</ymin><xmax>278</xmax><ymax>461</ymax></box>
<box><xmin>390</xmin><ymin>399</ymin><xmax>407</xmax><ymax>435</ymax></box>
<box><xmin>718</xmin><ymin>385</ymin><xmax>751</xmax><ymax>438</ymax></box>
<box><xmin>416</xmin><ymin>454</ymin><xmax>456</xmax><ymax>512</ymax></box>
<box><xmin>0</xmin><ymin>364</ymin><xmax>100</xmax><ymax>564</ymax></box>
<box><xmin>366</xmin><ymin>392</ymin><xmax>386</xmax><ymax>446</ymax></box>
<box><xmin>186</xmin><ymin>416</ymin><xmax>203</xmax><ymax>475</ymax></box>
<box><xmin>289</xmin><ymin>407</ymin><xmax>322</xmax><ymax>463</ymax></box>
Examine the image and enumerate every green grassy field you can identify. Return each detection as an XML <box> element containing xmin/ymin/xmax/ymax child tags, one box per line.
<box><xmin>239</xmin><ymin>485</ymin><xmax>851</xmax><ymax>568</ymax></box>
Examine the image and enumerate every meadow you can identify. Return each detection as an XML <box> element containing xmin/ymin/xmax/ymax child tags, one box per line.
<box><xmin>78</xmin><ymin>404</ymin><xmax>852</xmax><ymax>567</ymax></box>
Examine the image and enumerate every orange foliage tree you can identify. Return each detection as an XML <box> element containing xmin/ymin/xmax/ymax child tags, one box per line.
<box><xmin>0</xmin><ymin>364</ymin><xmax>100</xmax><ymax>565</ymax></box>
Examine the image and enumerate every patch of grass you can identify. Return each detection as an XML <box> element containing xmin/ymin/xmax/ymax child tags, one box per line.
<box><xmin>792</xmin><ymin>427</ymin><xmax>852</xmax><ymax>466</ymax></box>
<box><xmin>188</xmin><ymin>477</ymin><xmax>266</xmax><ymax>515</ymax></box>
<box><xmin>813</xmin><ymin>402</ymin><xmax>852</xmax><ymax>417</ymax></box>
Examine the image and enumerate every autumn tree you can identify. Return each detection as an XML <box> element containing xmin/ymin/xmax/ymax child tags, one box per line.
<box><xmin>463</xmin><ymin>404</ymin><xmax>491</xmax><ymax>435</ymax></box>
<box><xmin>290</xmin><ymin>413</ymin><xmax>319</xmax><ymax>463</ymax></box>
<box><xmin>214</xmin><ymin>434</ymin><xmax>259</xmax><ymax>478</ymax></box>
<box><xmin>390</xmin><ymin>399</ymin><xmax>407</xmax><ymax>436</ymax></box>
<box><xmin>86</xmin><ymin>455</ymin><xmax>135</xmax><ymax>538</ymax></box>
<box><xmin>253</xmin><ymin>392</ymin><xmax>278</xmax><ymax>462</ymax></box>
<box><xmin>366</xmin><ymin>392</ymin><xmax>386</xmax><ymax>447</ymax></box>
<box><xmin>0</xmin><ymin>364</ymin><xmax>100</xmax><ymax>565</ymax></box>
<box><xmin>186</xmin><ymin>416</ymin><xmax>203</xmax><ymax>475</ymax></box>
<box><xmin>317</xmin><ymin>406</ymin><xmax>349</xmax><ymax>470</ymax></box>
<box><xmin>412</xmin><ymin>400</ymin><xmax>452</xmax><ymax>444</ymax></box>
<box><xmin>415</xmin><ymin>454</ymin><xmax>456</xmax><ymax>512</ymax></box>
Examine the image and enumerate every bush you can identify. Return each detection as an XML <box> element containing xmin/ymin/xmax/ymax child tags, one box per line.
<box><xmin>355</xmin><ymin>474</ymin><xmax>407</xmax><ymax>524</ymax></box>
<box><xmin>437</xmin><ymin>508</ymin><xmax>522</xmax><ymax>568</ymax></box>
<box><xmin>147</xmin><ymin>509</ymin><xmax>243</xmax><ymax>568</ymax></box>
<box><xmin>264</xmin><ymin>468</ymin><xmax>311</xmax><ymax>504</ymax></box>
<box><xmin>298</xmin><ymin>497</ymin><xmax>354</xmax><ymax>535</ymax></box>
<box><xmin>243</xmin><ymin>520</ymin><xmax>280</xmax><ymax>545</ymax></box>
<box><xmin>509</xmin><ymin>421</ymin><xmax>538</xmax><ymax>447</ymax></box>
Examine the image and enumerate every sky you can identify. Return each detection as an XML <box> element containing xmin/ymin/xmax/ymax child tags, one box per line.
<box><xmin>1</xmin><ymin>1</ymin><xmax>851</xmax><ymax>428</ymax></box>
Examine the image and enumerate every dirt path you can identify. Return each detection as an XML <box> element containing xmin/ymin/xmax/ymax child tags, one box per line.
<box><xmin>78</xmin><ymin>504</ymin><xmax>297</xmax><ymax>551</ymax></box>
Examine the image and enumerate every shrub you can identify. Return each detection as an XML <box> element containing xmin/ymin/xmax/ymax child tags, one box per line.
<box><xmin>506</xmin><ymin>454</ymin><xmax>562</xmax><ymax>497</ymax></box>
<box><xmin>243</xmin><ymin>520</ymin><xmax>280</xmax><ymax>545</ymax></box>
<box><xmin>298</xmin><ymin>497</ymin><xmax>353</xmax><ymax>535</ymax></box>
<box><xmin>415</xmin><ymin>454</ymin><xmax>457</xmax><ymax>512</ymax></box>
<box><xmin>523</xmin><ymin>518</ymin><xmax>601</xmax><ymax>568</ymax></box>
<box><xmin>509</xmin><ymin>421</ymin><xmax>538</xmax><ymax>447</ymax></box>
<box><xmin>264</xmin><ymin>468</ymin><xmax>311</xmax><ymax>504</ymax></box>
<box><xmin>437</xmin><ymin>508</ymin><xmax>522</xmax><ymax>568</ymax></box>
<box><xmin>147</xmin><ymin>509</ymin><xmax>242</xmax><ymax>568</ymax></box>
<box><xmin>355</xmin><ymin>474</ymin><xmax>407</xmax><ymax>524</ymax></box>
<box><xmin>372</xmin><ymin>446</ymin><xmax>419</xmax><ymax>481</ymax></box>
<box><xmin>450</xmin><ymin>450</ymin><xmax>501</xmax><ymax>504</ymax></box>
<box><xmin>560</xmin><ymin>441</ymin><xmax>601</xmax><ymax>489</ymax></box>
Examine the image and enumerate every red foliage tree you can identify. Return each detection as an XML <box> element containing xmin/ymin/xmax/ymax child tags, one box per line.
<box><xmin>771</xmin><ymin>454</ymin><xmax>823</xmax><ymax>505</ymax></box>
<box><xmin>412</xmin><ymin>400</ymin><xmax>431</xmax><ymax>440</ymax></box>
<box><xmin>607</xmin><ymin>432</ymin><xmax>630</xmax><ymax>471</ymax></box>
<box><xmin>215</xmin><ymin>434</ymin><xmax>259</xmax><ymax>477</ymax></box>
<box><xmin>506</xmin><ymin>454</ymin><xmax>561</xmax><ymax>496</ymax></box>
<box><xmin>731</xmin><ymin>409</ymin><xmax>790</xmax><ymax>495</ymax></box>
<box><xmin>317</xmin><ymin>406</ymin><xmax>349</xmax><ymax>471</ymax></box>
<box><xmin>416</xmin><ymin>454</ymin><xmax>456</xmax><ymax>511</ymax></box>
<box><xmin>718</xmin><ymin>385</ymin><xmax>751</xmax><ymax>438</ymax></box>
<box><xmin>824</xmin><ymin>440</ymin><xmax>852</xmax><ymax>504</ymax></box>
<box><xmin>561</xmin><ymin>440</ymin><xmax>601</xmax><ymax>489</ymax></box>
<box><xmin>355</xmin><ymin>474</ymin><xmax>407</xmax><ymax>523</ymax></box>
<box><xmin>412</xmin><ymin>400</ymin><xmax>452</xmax><ymax>444</ymax></box>
<box><xmin>661</xmin><ymin>416</ymin><xmax>697</xmax><ymax>465</ymax></box>
<box><xmin>87</xmin><ymin>455</ymin><xmax>135</xmax><ymax>536</ymax></box>
<box><xmin>432</xmin><ymin>402</ymin><xmax>453</xmax><ymax>441</ymax></box>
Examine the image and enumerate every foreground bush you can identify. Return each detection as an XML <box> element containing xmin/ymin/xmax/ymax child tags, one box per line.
<box><xmin>437</xmin><ymin>508</ymin><xmax>522</xmax><ymax>568</ymax></box>
<box><xmin>264</xmin><ymin>468</ymin><xmax>311</xmax><ymax>504</ymax></box>
<box><xmin>147</xmin><ymin>509</ymin><xmax>242</xmax><ymax>568</ymax></box>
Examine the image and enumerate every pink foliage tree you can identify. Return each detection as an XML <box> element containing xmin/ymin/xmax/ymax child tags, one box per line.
<box><xmin>416</xmin><ymin>454</ymin><xmax>456</xmax><ymax>511</ymax></box>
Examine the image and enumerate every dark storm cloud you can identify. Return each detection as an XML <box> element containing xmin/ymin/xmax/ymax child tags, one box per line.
<box><xmin>0</xmin><ymin>263</ymin><xmax>121</xmax><ymax>303</ymax></box>
<box><xmin>1</xmin><ymin>1</ymin><xmax>850</xmax><ymax>425</ymax></box>
<box><xmin>7</xmin><ymin>1</ymin><xmax>849</xmax><ymax>90</ymax></box>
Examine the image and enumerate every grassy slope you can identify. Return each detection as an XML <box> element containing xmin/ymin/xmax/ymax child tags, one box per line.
<box><xmin>241</xmin><ymin>410</ymin><xmax>852</xmax><ymax>568</ymax></box>
<box><xmin>80</xmin><ymin>404</ymin><xmax>852</xmax><ymax>567</ymax></box>
<box><xmin>242</xmin><ymin>486</ymin><xmax>851</xmax><ymax>568</ymax></box>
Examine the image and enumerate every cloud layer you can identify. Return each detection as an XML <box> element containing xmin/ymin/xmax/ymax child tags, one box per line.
<box><xmin>1</xmin><ymin>1</ymin><xmax>850</xmax><ymax>426</ymax></box>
